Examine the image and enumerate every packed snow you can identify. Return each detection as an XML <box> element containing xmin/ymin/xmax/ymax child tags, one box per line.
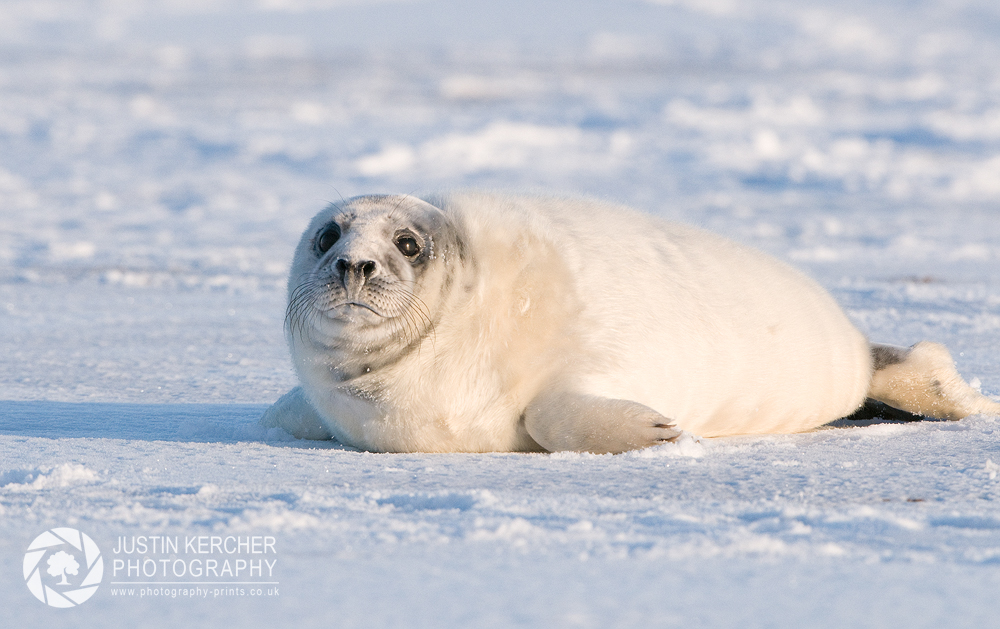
<box><xmin>2</xmin><ymin>0</ymin><xmax>1000</xmax><ymax>626</ymax></box>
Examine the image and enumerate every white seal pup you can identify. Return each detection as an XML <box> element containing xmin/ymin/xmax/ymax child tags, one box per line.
<box><xmin>261</xmin><ymin>191</ymin><xmax>1000</xmax><ymax>453</ymax></box>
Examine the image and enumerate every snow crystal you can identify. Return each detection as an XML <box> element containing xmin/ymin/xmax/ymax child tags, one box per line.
<box><xmin>0</xmin><ymin>464</ymin><xmax>99</xmax><ymax>491</ymax></box>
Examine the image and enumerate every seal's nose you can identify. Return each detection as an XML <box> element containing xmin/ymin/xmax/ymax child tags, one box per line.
<box><xmin>335</xmin><ymin>258</ymin><xmax>378</xmax><ymax>297</ymax></box>
<box><xmin>335</xmin><ymin>258</ymin><xmax>377</xmax><ymax>280</ymax></box>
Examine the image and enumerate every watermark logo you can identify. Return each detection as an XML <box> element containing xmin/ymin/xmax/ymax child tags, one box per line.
<box><xmin>23</xmin><ymin>528</ymin><xmax>104</xmax><ymax>607</ymax></box>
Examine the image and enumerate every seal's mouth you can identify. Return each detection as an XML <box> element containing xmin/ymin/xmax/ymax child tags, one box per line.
<box><xmin>328</xmin><ymin>301</ymin><xmax>384</xmax><ymax>317</ymax></box>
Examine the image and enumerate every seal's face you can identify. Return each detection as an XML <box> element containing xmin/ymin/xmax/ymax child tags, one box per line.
<box><xmin>286</xmin><ymin>195</ymin><xmax>457</xmax><ymax>370</ymax></box>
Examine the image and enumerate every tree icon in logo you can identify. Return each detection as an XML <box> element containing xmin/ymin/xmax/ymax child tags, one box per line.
<box><xmin>47</xmin><ymin>551</ymin><xmax>81</xmax><ymax>585</ymax></box>
<box><xmin>23</xmin><ymin>528</ymin><xmax>103</xmax><ymax>607</ymax></box>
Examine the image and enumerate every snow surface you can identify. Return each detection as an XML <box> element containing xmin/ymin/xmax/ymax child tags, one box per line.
<box><xmin>2</xmin><ymin>0</ymin><xmax>1000</xmax><ymax>626</ymax></box>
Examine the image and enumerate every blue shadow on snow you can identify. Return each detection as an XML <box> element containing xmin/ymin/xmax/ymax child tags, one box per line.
<box><xmin>0</xmin><ymin>400</ymin><xmax>299</xmax><ymax>444</ymax></box>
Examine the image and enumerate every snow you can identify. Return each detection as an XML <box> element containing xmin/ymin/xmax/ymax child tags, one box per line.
<box><xmin>2</xmin><ymin>0</ymin><xmax>1000</xmax><ymax>626</ymax></box>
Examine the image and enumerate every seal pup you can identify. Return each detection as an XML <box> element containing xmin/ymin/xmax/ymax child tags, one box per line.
<box><xmin>261</xmin><ymin>191</ymin><xmax>1000</xmax><ymax>453</ymax></box>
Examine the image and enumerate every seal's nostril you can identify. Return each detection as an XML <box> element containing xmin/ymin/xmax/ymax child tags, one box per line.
<box><xmin>360</xmin><ymin>260</ymin><xmax>376</xmax><ymax>278</ymax></box>
<box><xmin>335</xmin><ymin>259</ymin><xmax>349</xmax><ymax>282</ymax></box>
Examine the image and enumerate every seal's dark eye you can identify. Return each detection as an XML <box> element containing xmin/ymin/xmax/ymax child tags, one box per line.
<box><xmin>316</xmin><ymin>223</ymin><xmax>341</xmax><ymax>254</ymax></box>
<box><xmin>395</xmin><ymin>235</ymin><xmax>420</xmax><ymax>258</ymax></box>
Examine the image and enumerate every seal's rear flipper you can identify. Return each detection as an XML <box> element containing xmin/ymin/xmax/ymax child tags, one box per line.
<box><xmin>843</xmin><ymin>399</ymin><xmax>926</xmax><ymax>422</ymax></box>
<box><xmin>260</xmin><ymin>386</ymin><xmax>334</xmax><ymax>440</ymax></box>
<box><xmin>867</xmin><ymin>342</ymin><xmax>1000</xmax><ymax>420</ymax></box>
<box><xmin>523</xmin><ymin>391</ymin><xmax>681</xmax><ymax>454</ymax></box>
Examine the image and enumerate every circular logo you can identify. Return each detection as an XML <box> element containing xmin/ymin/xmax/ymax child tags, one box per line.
<box><xmin>23</xmin><ymin>528</ymin><xmax>104</xmax><ymax>607</ymax></box>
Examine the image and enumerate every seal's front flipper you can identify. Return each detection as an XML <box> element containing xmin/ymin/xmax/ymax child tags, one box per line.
<box><xmin>868</xmin><ymin>341</ymin><xmax>1000</xmax><ymax>420</ymax></box>
<box><xmin>260</xmin><ymin>386</ymin><xmax>333</xmax><ymax>440</ymax></box>
<box><xmin>523</xmin><ymin>391</ymin><xmax>681</xmax><ymax>454</ymax></box>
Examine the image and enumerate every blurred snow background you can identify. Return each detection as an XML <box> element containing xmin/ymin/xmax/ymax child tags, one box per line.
<box><xmin>2</xmin><ymin>0</ymin><xmax>1000</xmax><ymax>626</ymax></box>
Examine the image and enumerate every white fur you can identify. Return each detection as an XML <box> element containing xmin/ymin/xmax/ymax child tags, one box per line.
<box><xmin>437</xmin><ymin>191</ymin><xmax>873</xmax><ymax>439</ymax></box>
<box><xmin>263</xmin><ymin>191</ymin><xmax>878</xmax><ymax>452</ymax></box>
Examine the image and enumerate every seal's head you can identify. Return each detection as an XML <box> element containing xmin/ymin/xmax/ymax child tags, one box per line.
<box><xmin>286</xmin><ymin>194</ymin><xmax>460</xmax><ymax>374</ymax></box>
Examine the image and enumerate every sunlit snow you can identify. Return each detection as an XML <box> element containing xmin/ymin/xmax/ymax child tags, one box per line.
<box><xmin>2</xmin><ymin>1</ymin><xmax>1000</xmax><ymax>626</ymax></box>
